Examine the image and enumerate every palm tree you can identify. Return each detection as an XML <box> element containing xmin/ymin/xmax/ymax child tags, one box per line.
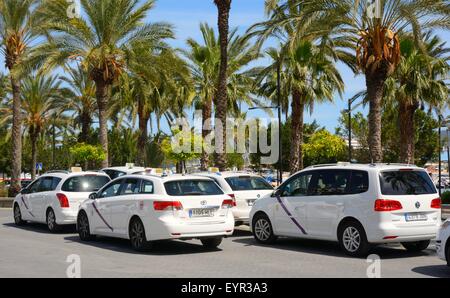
<box><xmin>60</xmin><ymin>65</ymin><xmax>96</xmax><ymax>143</ymax></box>
<box><xmin>183</xmin><ymin>23</ymin><xmax>260</xmax><ymax>170</ymax></box>
<box><xmin>0</xmin><ymin>74</ymin><xmax>64</xmax><ymax>179</ymax></box>
<box><xmin>213</xmin><ymin>0</ymin><xmax>232</xmax><ymax>170</ymax></box>
<box><xmin>385</xmin><ymin>34</ymin><xmax>449</xmax><ymax>164</ymax></box>
<box><xmin>249</xmin><ymin>1</ymin><xmax>345</xmax><ymax>173</ymax></box>
<box><xmin>0</xmin><ymin>0</ymin><xmax>40</xmax><ymax>194</ymax></box>
<box><xmin>35</xmin><ymin>0</ymin><xmax>174</xmax><ymax>167</ymax></box>
<box><xmin>266</xmin><ymin>0</ymin><xmax>449</xmax><ymax>162</ymax></box>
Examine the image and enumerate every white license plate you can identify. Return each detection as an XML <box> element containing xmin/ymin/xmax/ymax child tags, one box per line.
<box><xmin>247</xmin><ymin>199</ymin><xmax>257</xmax><ymax>206</ymax></box>
<box><xmin>189</xmin><ymin>208</ymin><xmax>215</xmax><ymax>218</ymax></box>
<box><xmin>405</xmin><ymin>213</ymin><xmax>427</xmax><ymax>222</ymax></box>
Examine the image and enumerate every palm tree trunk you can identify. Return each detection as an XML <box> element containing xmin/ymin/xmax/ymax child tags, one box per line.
<box><xmin>9</xmin><ymin>76</ymin><xmax>22</xmax><ymax>196</ymax></box>
<box><xmin>290</xmin><ymin>88</ymin><xmax>305</xmax><ymax>174</ymax></box>
<box><xmin>214</xmin><ymin>0</ymin><xmax>231</xmax><ymax>171</ymax></box>
<box><xmin>200</xmin><ymin>98</ymin><xmax>212</xmax><ymax>171</ymax></box>
<box><xmin>366</xmin><ymin>71</ymin><xmax>386</xmax><ymax>163</ymax></box>
<box><xmin>399</xmin><ymin>100</ymin><xmax>418</xmax><ymax>164</ymax></box>
<box><xmin>137</xmin><ymin>99</ymin><xmax>150</xmax><ymax>166</ymax></box>
<box><xmin>95</xmin><ymin>79</ymin><xmax>109</xmax><ymax>168</ymax></box>
<box><xmin>79</xmin><ymin>110</ymin><xmax>91</xmax><ymax>143</ymax></box>
<box><xmin>30</xmin><ymin>133</ymin><xmax>38</xmax><ymax>180</ymax></box>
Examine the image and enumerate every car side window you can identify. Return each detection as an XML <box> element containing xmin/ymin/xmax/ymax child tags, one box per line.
<box><xmin>281</xmin><ymin>173</ymin><xmax>313</xmax><ymax>197</ymax></box>
<box><xmin>309</xmin><ymin>170</ymin><xmax>351</xmax><ymax>196</ymax></box>
<box><xmin>349</xmin><ymin>170</ymin><xmax>369</xmax><ymax>194</ymax></box>
<box><xmin>38</xmin><ymin>177</ymin><xmax>56</xmax><ymax>192</ymax></box>
<box><xmin>99</xmin><ymin>180</ymin><xmax>123</xmax><ymax>198</ymax></box>
<box><xmin>51</xmin><ymin>177</ymin><xmax>62</xmax><ymax>190</ymax></box>
<box><xmin>27</xmin><ymin>179</ymin><xmax>42</xmax><ymax>193</ymax></box>
<box><xmin>140</xmin><ymin>180</ymin><xmax>154</xmax><ymax>194</ymax></box>
<box><xmin>120</xmin><ymin>179</ymin><xmax>141</xmax><ymax>195</ymax></box>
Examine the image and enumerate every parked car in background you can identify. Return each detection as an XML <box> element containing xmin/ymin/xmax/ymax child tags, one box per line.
<box><xmin>195</xmin><ymin>171</ymin><xmax>274</xmax><ymax>226</ymax></box>
<box><xmin>77</xmin><ymin>174</ymin><xmax>235</xmax><ymax>251</ymax></box>
<box><xmin>250</xmin><ymin>163</ymin><xmax>441</xmax><ymax>257</ymax></box>
<box><xmin>436</xmin><ymin>219</ymin><xmax>450</xmax><ymax>267</ymax></box>
<box><xmin>13</xmin><ymin>170</ymin><xmax>110</xmax><ymax>232</ymax></box>
<box><xmin>101</xmin><ymin>165</ymin><xmax>146</xmax><ymax>179</ymax></box>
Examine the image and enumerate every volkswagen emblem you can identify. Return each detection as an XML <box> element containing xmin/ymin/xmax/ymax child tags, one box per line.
<box><xmin>257</xmin><ymin>194</ymin><xmax>261</xmax><ymax>199</ymax></box>
<box><xmin>200</xmin><ymin>200</ymin><xmax>208</xmax><ymax>207</ymax></box>
<box><xmin>415</xmin><ymin>202</ymin><xmax>421</xmax><ymax>209</ymax></box>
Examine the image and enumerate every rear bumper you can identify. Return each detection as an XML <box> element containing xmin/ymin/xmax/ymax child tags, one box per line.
<box><xmin>367</xmin><ymin>221</ymin><xmax>440</xmax><ymax>243</ymax></box>
<box><xmin>146</xmin><ymin>215</ymin><xmax>235</xmax><ymax>241</ymax></box>
<box><xmin>55</xmin><ymin>209</ymin><xmax>78</xmax><ymax>225</ymax></box>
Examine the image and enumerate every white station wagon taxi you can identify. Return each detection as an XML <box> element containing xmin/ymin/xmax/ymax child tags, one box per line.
<box><xmin>195</xmin><ymin>171</ymin><xmax>274</xmax><ymax>226</ymax></box>
<box><xmin>13</xmin><ymin>170</ymin><xmax>110</xmax><ymax>232</ymax></box>
<box><xmin>250</xmin><ymin>163</ymin><xmax>441</xmax><ymax>257</ymax></box>
<box><xmin>77</xmin><ymin>174</ymin><xmax>235</xmax><ymax>251</ymax></box>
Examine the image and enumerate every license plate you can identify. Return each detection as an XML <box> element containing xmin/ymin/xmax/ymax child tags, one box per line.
<box><xmin>247</xmin><ymin>199</ymin><xmax>256</xmax><ymax>206</ymax></box>
<box><xmin>189</xmin><ymin>208</ymin><xmax>215</xmax><ymax>218</ymax></box>
<box><xmin>405</xmin><ymin>213</ymin><xmax>427</xmax><ymax>222</ymax></box>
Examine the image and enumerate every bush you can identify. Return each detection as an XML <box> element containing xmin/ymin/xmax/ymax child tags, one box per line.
<box><xmin>0</xmin><ymin>182</ymin><xmax>7</xmax><ymax>197</ymax></box>
<box><xmin>441</xmin><ymin>191</ymin><xmax>450</xmax><ymax>205</ymax></box>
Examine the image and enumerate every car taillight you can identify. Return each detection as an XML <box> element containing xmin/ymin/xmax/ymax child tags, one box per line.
<box><xmin>222</xmin><ymin>199</ymin><xmax>234</xmax><ymax>209</ymax></box>
<box><xmin>56</xmin><ymin>193</ymin><xmax>69</xmax><ymax>208</ymax></box>
<box><xmin>431</xmin><ymin>198</ymin><xmax>441</xmax><ymax>209</ymax></box>
<box><xmin>153</xmin><ymin>201</ymin><xmax>183</xmax><ymax>211</ymax></box>
<box><xmin>227</xmin><ymin>194</ymin><xmax>237</xmax><ymax>207</ymax></box>
<box><xmin>374</xmin><ymin>199</ymin><xmax>402</xmax><ymax>212</ymax></box>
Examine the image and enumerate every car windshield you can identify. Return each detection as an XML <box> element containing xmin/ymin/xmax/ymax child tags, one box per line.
<box><xmin>225</xmin><ymin>176</ymin><xmax>273</xmax><ymax>191</ymax></box>
<box><xmin>379</xmin><ymin>170</ymin><xmax>436</xmax><ymax>195</ymax></box>
<box><xmin>164</xmin><ymin>180</ymin><xmax>223</xmax><ymax>196</ymax></box>
<box><xmin>61</xmin><ymin>175</ymin><xmax>110</xmax><ymax>192</ymax></box>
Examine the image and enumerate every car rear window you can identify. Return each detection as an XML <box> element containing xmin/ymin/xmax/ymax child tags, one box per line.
<box><xmin>61</xmin><ymin>175</ymin><xmax>110</xmax><ymax>192</ymax></box>
<box><xmin>164</xmin><ymin>180</ymin><xmax>224</xmax><ymax>196</ymax></box>
<box><xmin>379</xmin><ymin>170</ymin><xmax>436</xmax><ymax>195</ymax></box>
<box><xmin>225</xmin><ymin>176</ymin><xmax>273</xmax><ymax>191</ymax></box>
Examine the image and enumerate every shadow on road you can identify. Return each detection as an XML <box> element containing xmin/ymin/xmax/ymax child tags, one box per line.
<box><xmin>3</xmin><ymin>222</ymin><xmax>76</xmax><ymax>234</ymax></box>
<box><xmin>64</xmin><ymin>235</ymin><xmax>222</xmax><ymax>256</ymax></box>
<box><xmin>412</xmin><ymin>265</ymin><xmax>450</xmax><ymax>277</ymax></box>
<box><xmin>233</xmin><ymin>237</ymin><xmax>436</xmax><ymax>260</ymax></box>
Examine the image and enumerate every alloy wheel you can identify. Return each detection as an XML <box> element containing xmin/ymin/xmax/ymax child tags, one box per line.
<box><xmin>254</xmin><ymin>218</ymin><xmax>271</xmax><ymax>241</ymax></box>
<box><xmin>131</xmin><ymin>220</ymin><xmax>144</xmax><ymax>248</ymax></box>
<box><xmin>343</xmin><ymin>226</ymin><xmax>361</xmax><ymax>253</ymax></box>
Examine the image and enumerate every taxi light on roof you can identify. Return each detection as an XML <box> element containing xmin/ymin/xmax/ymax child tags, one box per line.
<box><xmin>126</xmin><ymin>163</ymin><xmax>135</xmax><ymax>169</ymax></box>
<box><xmin>208</xmin><ymin>167</ymin><xmax>220</xmax><ymax>173</ymax></box>
<box><xmin>71</xmin><ymin>167</ymin><xmax>82</xmax><ymax>173</ymax></box>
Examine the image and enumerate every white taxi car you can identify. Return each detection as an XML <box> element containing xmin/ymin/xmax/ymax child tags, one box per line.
<box><xmin>436</xmin><ymin>219</ymin><xmax>450</xmax><ymax>266</ymax></box>
<box><xmin>195</xmin><ymin>171</ymin><xmax>274</xmax><ymax>225</ymax></box>
<box><xmin>250</xmin><ymin>163</ymin><xmax>441</xmax><ymax>257</ymax></box>
<box><xmin>76</xmin><ymin>174</ymin><xmax>235</xmax><ymax>251</ymax></box>
<box><xmin>13</xmin><ymin>171</ymin><xmax>110</xmax><ymax>232</ymax></box>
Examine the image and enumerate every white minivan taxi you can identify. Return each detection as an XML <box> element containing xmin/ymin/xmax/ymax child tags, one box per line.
<box><xmin>249</xmin><ymin>163</ymin><xmax>441</xmax><ymax>257</ymax></box>
<box><xmin>436</xmin><ymin>219</ymin><xmax>450</xmax><ymax>266</ymax></box>
<box><xmin>13</xmin><ymin>171</ymin><xmax>110</xmax><ymax>232</ymax></box>
<box><xmin>77</xmin><ymin>174</ymin><xmax>235</xmax><ymax>251</ymax></box>
<box><xmin>195</xmin><ymin>172</ymin><xmax>274</xmax><ymax>225</ymax></box>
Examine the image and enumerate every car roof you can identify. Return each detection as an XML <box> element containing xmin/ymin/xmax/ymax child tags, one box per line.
<box><xmin>301</xmin><ymin>163</ymin><xmax>425</xmax><ymax>173</ymax></box>
<box><xmin>102</xmin><ymin>166</ymin><xmax>146</xmax><ymax>172</ymax></box>
<box><xmin>195</xmin><ymin>171</ymin><xmax>262</xmax><ymax>179</ymax></box>
<box><xmin>115</xmin><ymin>174</ymin><xmax>215</xmax><ymax>182</ymax></box>
<box><xmin>40</xmin><ymin>171</ymin><xmax>110</xmax><ymax>179</ymax></box>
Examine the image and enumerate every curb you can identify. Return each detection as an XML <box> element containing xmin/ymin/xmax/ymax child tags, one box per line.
<box><xmin>0</xmin><ymin>198</ymin><xmax>13</xmax><ymax>208</ymax></box>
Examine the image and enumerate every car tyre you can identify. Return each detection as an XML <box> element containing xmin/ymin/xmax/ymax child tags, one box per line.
<box><xmin>201</xmin><ymin>237</ymin><xmax>223</xmax><ymax>249</ymax></box>
<box><xmin>46</xmin><ymin>208</ymin><xmax>61</xmax><ymax>232</ymax></box>
<box><xmin>13</xmin><ymin>204</ymin><xmax>25</xmax><ymax>226</ymax></box>
<box><xmin>129</xmin><ymin>218</ymin><xmax>152</xmax><ymax>252</ymax></box>
<box><xmin>252</xmin><ymin>213</ymin><xmax>277</xmax><ymax>244</ymax></box>
<box><xmin>338</xmin><ymin>221</ymin><xmax>371</xmax><ymax>257</ymax></box>
<box><xmin>446</xmin><ymin>242</ymin><xmax>450</xmax><ymax>267</ymax></box>
<box><xmin>77</xmin><ymin>211</ymin><xmax>95</xmax><ymax>241</ymax></box>
<box><xmin>401</xmin><ymin>240</ymin><xmax>430</xmax><ymax>252</ymax></box>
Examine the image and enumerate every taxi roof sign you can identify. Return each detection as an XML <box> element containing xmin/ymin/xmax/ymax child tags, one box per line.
<box><xmin>71</xmin><ymin>167</ymin><xmax>83</xmax><ymax>173</ymax></box>
<box><xmin>126</xmin><ymin>163</ymin><xmax>135</xmax><ymax>169</ymax></box>
<box><xmin>208</xmin><ymin>167</ymin><xmax>220</xmax><ymax>173</ymax></box>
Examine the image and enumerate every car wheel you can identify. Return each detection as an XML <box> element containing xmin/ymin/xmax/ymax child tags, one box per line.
<box><xmin>77</xmin><ymin>211</ymin><xmax>94</xmax><ymax>241</ymax></box>
<box><xmin>252</xmin><ymin>213</ymin><xmax>277</xmax><ymax>244</ymax></box>
<box><xmin>129</xmin><ymin>218</ymin><xmax>152</xmax><ymax>252</ymax></box>
<box><xmin>446</xmin><ymin>242</ymin><xmax>450</xmax><ymax>267</ymax></box>
<box><xmin>13</xmin><ymin>204</ymin><xmax>25</xmax><ymax>226</ymax></box>
<box><xmin>401</xmin><ymin>240</ymin><xmax>430</xmax><ymax>252</ymax></box>
<box><xmin>338</xmin><ymin>221</ymin><xmax>371</xmax><ymax>257</ymax></box>
<box><xmin>201</xmin><ymin>237</ymin><xmax>223</xmax><ymax>249</ymax></box>
<box><xmin>46</xmin><ymin>209</ymin><xmax>61</xmax><ymax>232</ymax></box>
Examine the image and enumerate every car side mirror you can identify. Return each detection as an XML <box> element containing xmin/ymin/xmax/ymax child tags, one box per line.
<box><xmin>89</xmin><ymin>192</ymin><xmax>98</xmax><ymax>200</ymax></box>
<box><xmin>272</xmin><ymin>188</ymin><xmax>282</xmax><ymax>197</ymax></box>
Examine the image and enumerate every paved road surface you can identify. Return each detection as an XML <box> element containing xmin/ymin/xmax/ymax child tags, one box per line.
<box><xmin>0</xmin><ymin>209</ymin><xmax>449</xmax><ymax>278</ymax></box>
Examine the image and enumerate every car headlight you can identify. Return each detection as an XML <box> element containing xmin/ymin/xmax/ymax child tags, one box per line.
<box><xmin>442</xmin><ymin>220</ymin><xmax>450</xmax><ymax>229</ymax></box>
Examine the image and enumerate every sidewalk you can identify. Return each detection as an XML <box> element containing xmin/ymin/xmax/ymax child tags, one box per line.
<box><xmin>0</xmin><ymin>198</ymin><xmax>13</xmax><ymax>208</ymax></box>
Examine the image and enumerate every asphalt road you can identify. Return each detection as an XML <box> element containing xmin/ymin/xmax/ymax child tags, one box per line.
<box><xmin>0</xmin><ymin>208</ymin><xmax>449</xmax><ymax>278</ymax></box>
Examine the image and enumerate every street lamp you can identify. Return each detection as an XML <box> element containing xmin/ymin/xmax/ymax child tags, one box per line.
<box><xmin>343</xmin><ymin>95</ymin><xmax>362</xmax><ymax>162</ymax></box>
